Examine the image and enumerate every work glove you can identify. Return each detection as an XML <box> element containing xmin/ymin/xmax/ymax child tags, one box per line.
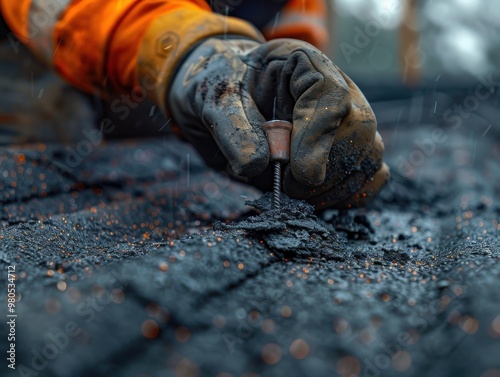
<box><xmin>167</xmin><ymin>37</ymin><xmax>389</xmax><ymax>209</ymax></box>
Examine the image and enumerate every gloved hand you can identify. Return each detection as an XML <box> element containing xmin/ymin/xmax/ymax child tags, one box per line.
<box><xmin>168</xmin><ymin>37</ymin><xmax>389</xmax><ymax>209</ymax></box>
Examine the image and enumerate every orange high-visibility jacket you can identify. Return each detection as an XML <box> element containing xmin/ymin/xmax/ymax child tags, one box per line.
<box><xmin>0</xmin><ymin>0</ymin><xmax>328</xmax><ymax>105</ymax></box>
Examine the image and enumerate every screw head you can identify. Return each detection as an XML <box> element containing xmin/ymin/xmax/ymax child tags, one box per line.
<box><xmin>263</xmin><ymin>120</ymin><xmax>293</xmax><ymax>163</ymax></box>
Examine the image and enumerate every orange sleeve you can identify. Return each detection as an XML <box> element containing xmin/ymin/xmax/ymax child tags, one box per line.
<box><xmin>0</xmin><ymin>0</ymin><xmax>263</xmax><ymax>97</ymax></box>
<box><xmin>53</xmin><ymin>0</ymin><xmax>216</xmax><ymax>94</ymax></box>
<box><xmin>264</xmin><ymin>0</ymin><xmax>329</xmax><ymax>52</ymax></box>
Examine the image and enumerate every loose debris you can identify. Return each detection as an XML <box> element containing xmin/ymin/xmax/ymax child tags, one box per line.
<box><xmin>215</xmin><ymin>193</ymin><xmax>345</xmax><ymax>261</ymax></box>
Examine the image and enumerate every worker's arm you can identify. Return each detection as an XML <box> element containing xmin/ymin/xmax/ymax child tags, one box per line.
<box><xmin>0</xmin><ymin>0</ymin><xmax>389</xmax><ymax>209</ymax></box>
<box><xmin>0</xmin><ymin>0</ymin><xmax>263</xmax><ymax>95</ymax></box>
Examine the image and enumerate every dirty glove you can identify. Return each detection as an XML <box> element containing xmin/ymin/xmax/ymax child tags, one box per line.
<box><xmin>168</xmin><ymin>37</ymin><xmax>389</xmax><ymax>209</ymax></box>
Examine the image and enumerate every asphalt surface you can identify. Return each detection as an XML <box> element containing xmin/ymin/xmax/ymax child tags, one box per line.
<box><xmin>1</xmin><ymin>86</ymin><xmax>499</xmax><ymax>377</ymax></box>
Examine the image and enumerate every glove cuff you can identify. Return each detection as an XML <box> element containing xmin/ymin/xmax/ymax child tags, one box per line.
<box><xmin>136</xmin><ymin>9</ymin><xmax>265</xmax><ymax>118</ymax></box>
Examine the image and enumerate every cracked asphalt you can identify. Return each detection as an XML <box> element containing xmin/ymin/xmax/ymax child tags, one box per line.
<box><xmin>1</xmin><ymin>86</ymin><xmax>499</xmax><ymax>377</ymax></box>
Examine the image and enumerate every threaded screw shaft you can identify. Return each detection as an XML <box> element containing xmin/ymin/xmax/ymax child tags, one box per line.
<box><xmin>272</xmin><ymin>161</ymin><xmax>281</xmax><ymax>210</ymax></box>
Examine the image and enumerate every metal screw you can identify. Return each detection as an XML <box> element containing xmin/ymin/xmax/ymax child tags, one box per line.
<box><xmin>263</xmin><ymin>120</ymin><xmax>293</xmax><ymax>210</ymax></box>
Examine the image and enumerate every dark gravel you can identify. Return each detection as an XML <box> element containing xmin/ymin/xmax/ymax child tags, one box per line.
<box><xmin>1</xmin><ymin>87</ymin><xmax>499</xmax><ymax>377</ymax></box>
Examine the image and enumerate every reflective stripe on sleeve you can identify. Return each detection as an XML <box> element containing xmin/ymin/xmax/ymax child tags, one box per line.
<box><xmin>27</xmin><ymin>0</ymin><xmax>71</xmax><ymax>65</ymax></box>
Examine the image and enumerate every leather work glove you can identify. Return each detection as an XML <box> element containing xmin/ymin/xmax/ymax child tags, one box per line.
<box><xmin>167</xmin><ymin>37</ymin><xmax>389</xmax><ymax>209</ymax></box>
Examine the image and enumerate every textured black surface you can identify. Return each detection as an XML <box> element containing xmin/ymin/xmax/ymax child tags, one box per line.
<box><xmin>1</xmin><ymin>90</ymin><xmax>499</xmax><ymax>377</ymax></box>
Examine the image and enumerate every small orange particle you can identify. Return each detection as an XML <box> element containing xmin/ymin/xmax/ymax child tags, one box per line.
<box><xmin>261</xmin><ymin>343</ymin><xmax>281</xmax><ymax>365</ymax></box>
<box><xmin>141</xmin><ymin>319</ymin><xmax>159</xmax><ymax>339</ymax></box>
<box><xmin>333</xmin><ymin>318</ymin><xmax>350</xmax><ymax>334</ymax></box>
<box><xmin>111</xmin><ymin>289</ymin><xmax>125</xmax><ymax>304</ymax></box>
<box><xmin>290</xmin><ymin>339</ymin><xmax>309</xmax><ymax>359</ymax></box>
<box><xmin>280</xmin><ymin>306</ymin><xmax>292</xmax><ymax>318</ymax></box>
<box><xmin>490</xmin><ymin>315</ymin><xmax>500</xmax><ymax>336</ymax></box>
<box><xmin>460</xmin><ymin>316</ymin><xmax>479</xmax><ymax>334</ymax></box>
<box><xmin>56</xmin><ymin>281</ymin><xmax>67</xmax><ymax>291</ymax></box>
<box><xmin>248</xmin><ymin>311</ymin><xmax>261</xmax><ymax>324</ymax></box>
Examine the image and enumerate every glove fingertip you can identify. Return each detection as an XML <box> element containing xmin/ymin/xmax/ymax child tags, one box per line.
<box><xmin>229</xmin><ymin>141</ymin><xmax>270</xmax><ymax>177</ymax></box>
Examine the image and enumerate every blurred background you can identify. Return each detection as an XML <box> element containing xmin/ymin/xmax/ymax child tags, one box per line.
<box><xmin>330</xmin><ymin>0</ymin><xmax>500</xmax><ymax>85</ymax></box>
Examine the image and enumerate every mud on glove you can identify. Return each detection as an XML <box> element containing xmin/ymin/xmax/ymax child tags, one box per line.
<box><xmin>167</xmin><ymin>36</ymin><xmax>389</xmax><ymax>209</ymax></box>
